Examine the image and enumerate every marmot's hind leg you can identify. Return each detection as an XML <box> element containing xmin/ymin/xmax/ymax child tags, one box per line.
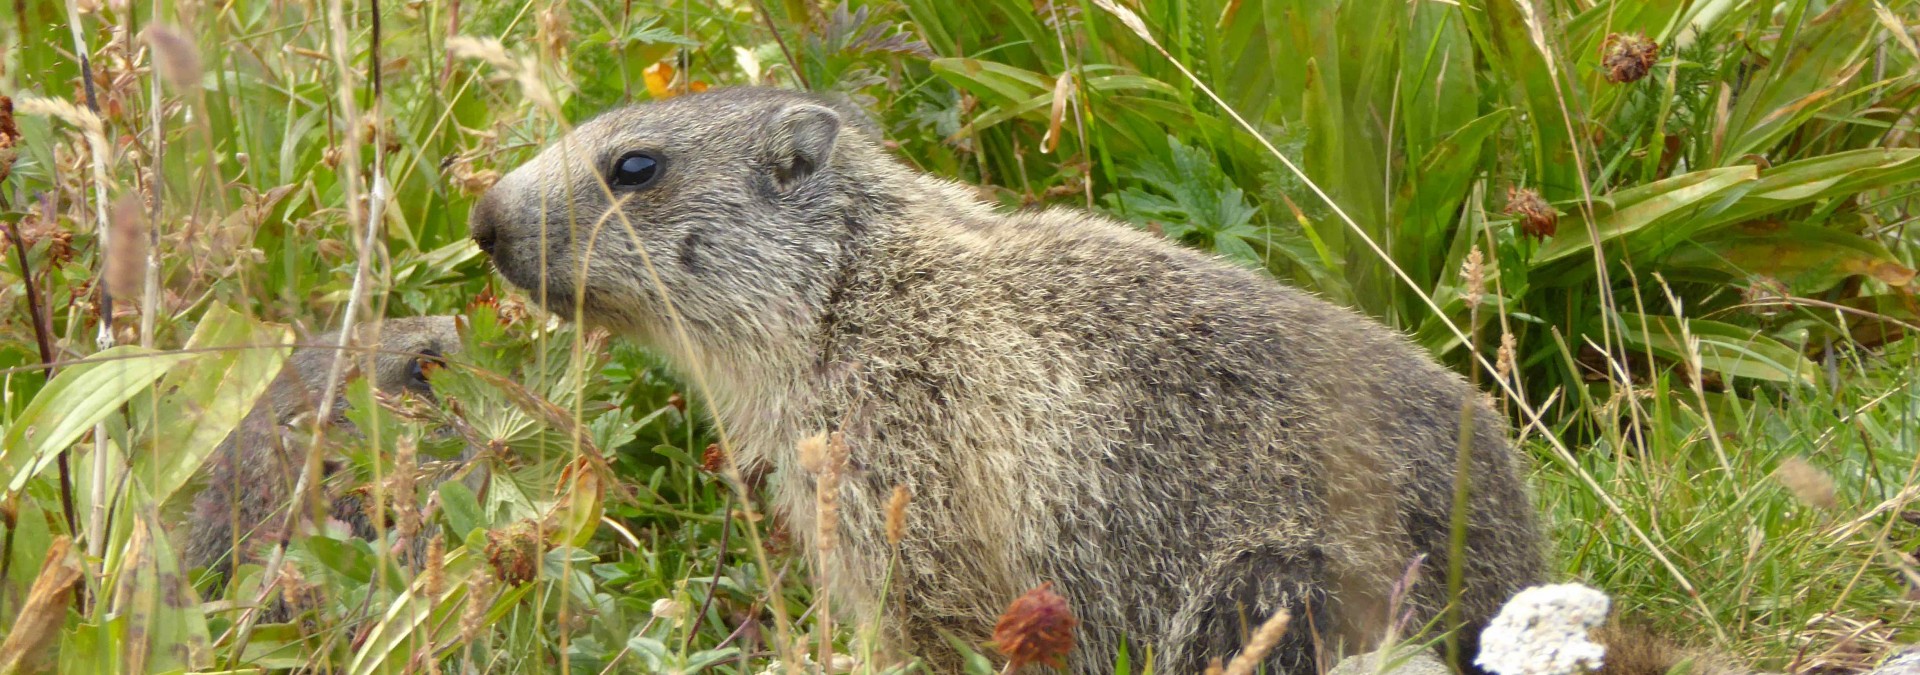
<box><xmin>1164</xmin><ymin>542</ymin><xmax>1331</xmax><ymax>675</ymax></box>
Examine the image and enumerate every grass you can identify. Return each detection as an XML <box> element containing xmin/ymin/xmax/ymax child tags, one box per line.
<box><xmin>0</xmin><ymin>0</ymin><xmax>1917</xmax><ymax>673</ymax></box>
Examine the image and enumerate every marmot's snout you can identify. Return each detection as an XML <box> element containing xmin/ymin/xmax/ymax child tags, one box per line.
<box><xmin>469</xmin><ymin>191</ymin><xmax>503</xmax><ymax>257</ymax></box>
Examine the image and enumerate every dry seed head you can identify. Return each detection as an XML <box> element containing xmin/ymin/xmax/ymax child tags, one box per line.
<box><xmin>815</xmin><ymin>433</ymin><xmax>849</xmax><ymax>553</ymax></box>
<box><xmin>1602</xmin><ymin>33</ymin><xmax>1660</xmax><ymax>84</ymax></box>
<box><xmin>1505</xmin><ymin>186</ymin><xmax>1558</xmax><ymax>239</ymax></box>
<box><xmin>1222</xmin><ymin>608</ymin><xmax>1291</xmax><ymax>675</ymax></box>
<box><xmin>1496</xmin><ymin>332</ymin><xmax>1518</xmax><ymax>384</ymax></box>
<box><xmin>536</xmin><ymin>3</ymin><xmax>573</xmax><ymax>62</ymax></box>
<box><xmin>885</xmin><ymin>485</ymin><xmax>910</xmax><ymax>547</ymax></box>
<box><xmin>144</xmin><ymin>25</ymin><xmax>202</xmax><ymax>89</ymax></box>
<box><xmin>0</xmin><ymin>96</ymin><xmax>18</xmax><ymax>184</ymax></box>
<box><xmin>423</xmin><ymin>536</ymin><xmax>446</xmax><ymax>597</ymax></box>
<box><xmin>106</xmin><ymin>197</ymin><xmax>148</xmax><ymax>300</ymax></box>
<box><xmin>1205</xmin><ymin>658</ymin><xmax>1225</xmax><ymax>675</ymax></box>
<box><xmin>991</xmin><ymin>582</ymin><xmax>1077</xmax><ymax>670</ymax></box>
<box><xmin>797</xmin><ymin>433</ymin><xmax>829</xmax><ymax>474</ymax></box>
<box><xmin>1774</xmin><ymin>456</ymin><xmax>1838</xmax><ymax>511</ymax></box>
<box><xmin>1461</xmin><ymin>247</ymin><xmax>1487</xmax><ymax>307</ymax></box>
<box><xmin>458</xmin><ymin>573</ymin><xmax>493</xmax><ymax>644</ymax></box>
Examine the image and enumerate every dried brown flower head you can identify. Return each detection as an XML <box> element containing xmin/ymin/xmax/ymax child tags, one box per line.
<box><xmin>1505</xmin><ymin>186</ymin><xmax>1558</xmax><ymax>239</ymax></box>
<box><xmin>992</xmin><ymin>582</ymin><xmax>1077</xmax><ymax>670</ymax></box>
<box><xmin>0</xmin><ymin>96</ymin><xmax>18</xmax><ymax>184</ymax></box>
<box><xmin>1741</xmin><ymin>275</ymin><xmax>1789</xmax><ymax>317</ymax></box>
<box><xmin>700</xmin><ymin>443</ymin><xmax>725</xmax><ymax>474</ymax></box>
<box><xmin>484</xmin><ymin>520</ymin><xmax>543</xmax><ymax>586</ymax></box>
<box><xmin>1603</xmin><ymin>33</ymin><xmax>1660</xmax><ymax>84</ymax></box>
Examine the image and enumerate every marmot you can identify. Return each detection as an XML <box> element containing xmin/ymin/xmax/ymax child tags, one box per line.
<box><xmin>467</xmin><ymin>86</ymin><xmax>1544</xmax><ymax>673</ymax></box>
<box><xmin>184</xmin><ymin>316</ymin><xmax>466</xmax><ymax>608</ymax></box>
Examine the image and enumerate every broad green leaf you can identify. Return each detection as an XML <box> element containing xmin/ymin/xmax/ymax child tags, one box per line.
<box><xmin>344</xmin><ymin>546</ymin><xmax>535</xmax><ymax>675</ymax></box>
<box><xmin>1694</xmin><ymin>149</ymin><xmax>1920</xmax><ymax>232</ymax></box>
<box><xmin>1720</xmin><ymin>0</ymin><xmax>1882</xmax><ymax>162</ymax></box>
<box><xmin>1617</xmin><ymin>313</ymin><xmax>1818</xmax><ymax>385</ymax></box>
<box><xmin>439</xmin><ymin>479</ymin><xmax>487</xmax><ymax>539</ymax></box>
<box><xmin>928</xmin><ymin>58</ymin><xmax>1051</xmax><ymax>107</ymax></box>
<box><xmin>1458</xmin><ymin>0</ymin><xmax>1581</xmax><ymax>200</ymax></box>
<box><xmin>3</xmin><ymin>346</ymin><xmax>198</xmax><ymax>495</ymax></box>
<box><xmin>130</xmin><ymin>303</ymin><xmax>292</xmax><ymax>506</ymax></box>
<box><xmin>1533</xmin><ymin>165</ymin><xmax>1758</xmax><ymax>267</ymax></box>
<box><xmin>109</xmin><ymin>511</ymin><xmax>213</xmax><ymax>673</ymax></box>
<box><xmin>1664</xmin><ymin>222</ymin><xmax>1916</xmax><ymax>293</ymax></box>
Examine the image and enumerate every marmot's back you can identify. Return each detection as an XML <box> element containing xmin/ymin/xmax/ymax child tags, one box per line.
<box><xmin>810</xmin><ymin>196</ymin><xmax>1544</xmax><ymax>671</ymax></box>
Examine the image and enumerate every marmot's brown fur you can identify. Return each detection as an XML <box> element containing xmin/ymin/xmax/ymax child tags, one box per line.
<box><xmin>469</xmin><ymin>86</ymin><xmax>1552</xmax><ymax>673</ymax></box>
<box><xmin>183</xmin><ymin>316</ymin><xmax>464</xmax><ymax>609</ymax></box>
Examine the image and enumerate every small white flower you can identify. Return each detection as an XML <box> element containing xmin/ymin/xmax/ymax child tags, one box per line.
<box><xmin>1475</xmin><ymin>583</ymin><xmax>1611</xmax><ymax>675</ymax></box>
<box><xmin>651</xmin><ymin>598</ymin><xmax>686</xmax><ymax>621</ymax></box>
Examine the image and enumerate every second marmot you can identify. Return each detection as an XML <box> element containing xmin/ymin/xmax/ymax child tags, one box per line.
<box><xmin>468</xmin><ymin>87</ymin><xmax>1545</xmax><ymax>673</ymax></box>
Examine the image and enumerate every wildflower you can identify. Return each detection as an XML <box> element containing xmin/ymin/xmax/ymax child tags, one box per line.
<box><xmin>484</xmin><ymin>520</ymin><xmax>542</xmax><ymax>586</ymax></box>
<box><xmin>1475</xmin><ymin>583</ymin><xmax>1610</xmax><ymax>675</ymax></box>
<box><xmin>1505</xmin><ymin>187</ymin><xmax>1558</xmax><ymax>239</ymax></box>
<box><xmin>700</xmin><ymin>443</ymin><xmax>725</xmax><ymax>474</ymax></box>
<box><xmin>1602</xmin><ymin>34</ymin><xmax>1660</xmax><ymax>84</ymax></box>
<box><xmin>652</xmin><ymin>598</ymin><xmax>684</xmax><ymax>620</ymax></box>
<box><xmin>992</xmin><ymin>582</ymin><xmax>1078</xmax><ymax>670</ymax></box>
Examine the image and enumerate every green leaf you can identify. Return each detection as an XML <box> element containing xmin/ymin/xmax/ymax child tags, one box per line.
<box><xmin>1533</xmin><ymin>165</ymin><xmax>1759</xmax><ymax>267</ymax></box>
<box><xmin>1617</xmin><ymin>313</ymin><xmax>1818</xmax><ymax>385</ymax></box>
<box><xmin>439</xmin><ymin>479</ymin><xmax>487</xmax><ymax>539</ymax></box>
<box><xmin>131</xmin><ymin>303</ymin><xmax>292</xmax><ymax>505</ymax></box>
<box><xmin>3</xmin><ymin>346</ymin><xmax>199</xmax><ymax>494</ymax></box>
<box><xmin>929</xmin><ymin>58</ymin><xmax>1052</xmax><ymax>107</ymax></box>
<box><xmin>1663</xmin><ymin>222</ymin><xmax>1916</xmax><ymax>294</ymax></box>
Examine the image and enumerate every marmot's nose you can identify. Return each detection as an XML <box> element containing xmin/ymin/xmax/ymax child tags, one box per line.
<box><xmin>469</xmin><ymin>193</ymin><xmax>501</xmax><ymax>257</ymax></box>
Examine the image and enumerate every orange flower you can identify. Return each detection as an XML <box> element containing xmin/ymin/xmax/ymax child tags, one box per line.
<box><xmin>992</xmin><ymin>582</ymin><xmax>1077</xmax><ymax>670</ymax></box>
<box><xmin>643</xmin><ymin>61</ymin><xmax>709</xmax><ymax>99</ymax></box>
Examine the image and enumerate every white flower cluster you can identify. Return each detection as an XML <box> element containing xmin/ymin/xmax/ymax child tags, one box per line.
<box><xmin>1474</xmin><ymin>583</ymin><xmax>1611</xmax><ymax>675</ymax></box>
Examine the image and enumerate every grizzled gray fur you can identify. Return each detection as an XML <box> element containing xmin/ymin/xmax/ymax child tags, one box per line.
<box><xmin>184</xmin><ymin>316</ymin><xmax>465</xmax><ymax>610</ymax></box>
<box><xmin>468</xmin><ymin>86</ymin><xmax>1547</xmax><ymax>673</ymax></box>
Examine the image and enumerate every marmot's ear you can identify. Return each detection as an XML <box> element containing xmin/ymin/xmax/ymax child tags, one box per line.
<box><xmin>764</xmin><ymin>103</ymin><xmax>841</xmax><ymax>190</ymax></box>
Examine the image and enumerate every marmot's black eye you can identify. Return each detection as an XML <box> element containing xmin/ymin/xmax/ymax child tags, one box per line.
<box><xmin>609</xmin><ymin>151</ymin><xmax>661</xmax><ymax>189</ymax></box>
<box><xmin>406</xmin><ymin>348</ymin><xmax>443</xmax><ymax>389</ymax></box>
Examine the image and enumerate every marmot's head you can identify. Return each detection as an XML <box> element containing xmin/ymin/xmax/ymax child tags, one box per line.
<box><xmin>281</xmin><ymin>315</ymin><xmax>463</xmax><ymax>417</ymax></box>
<box><xmin>468</xmin><ymin>87</ymin><xmax>887</xmax><ymax>348</ymax></box>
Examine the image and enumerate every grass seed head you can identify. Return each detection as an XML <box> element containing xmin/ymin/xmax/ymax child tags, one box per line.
<box><xmin>885</xmin><ymin>485</ymin><xmax>910</xmax><ymax>547</ymax></box>
<box><xmin>1774</xmin><ymin>456</ymin><xmax>1838</xmax><ymax>511</ymax></box>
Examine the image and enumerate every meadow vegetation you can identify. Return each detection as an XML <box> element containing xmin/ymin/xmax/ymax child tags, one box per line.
<box><xmin>0</xmin><ymin>0</ymin><xmax>1917</xmax><ymax>672</ymax></box>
